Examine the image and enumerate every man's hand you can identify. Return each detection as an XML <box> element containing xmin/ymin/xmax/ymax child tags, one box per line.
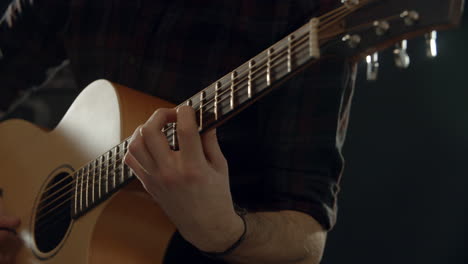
<box><xmin>124</xmin><ymin>106</ymin><xmax>244</xmax><ymax>252</ymax></box>
<box><xmin>0</xmin><ymin>196</ymin><xmax>22</xmax><ymax>264</ymax></box>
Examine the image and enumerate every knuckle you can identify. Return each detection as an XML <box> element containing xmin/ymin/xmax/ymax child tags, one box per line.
<box><xmin>176</xmin><ymin>124</ymin><xmax>191</xmax><ymax>137</ymax></box>
<box><xmin>219</xmin><ymin>156</ymin><xmax>228</xmax><ymax>169</ymax></box>
<box><xmin>140</xmin><ymin>125</ymin><xmax>152</xmax><ymax>138</ymax></box>
<box><xmin>128</xmin><ymin>140</ymin><xmax>141</xmax><ymax>155</ymax></box>
<box><xmin>181</xmin><ymin>162</ymin><xmax>204</xmax><ymax>181</ymax></box>
<box><xmin>182</xmin><ymin>105</ymin><xmax>195</xmax><ymax>114</ymax></box>
<box><xmin>154</xmin><ymin>108</ymin><xmax>168</xmax><ymax>116</ymax></box>
<box><xmin>159</xmin><ymin>171</ymin><xmax>180</xmax><ymax>188</ymax></box>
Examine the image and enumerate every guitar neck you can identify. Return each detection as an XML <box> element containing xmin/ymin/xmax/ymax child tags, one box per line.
<box><xmin>167</xmin><ymin>18</ymin><xmax>321</xmax><ymax>149</ymax></box>
<box><xmin>71</xmin><ymin>18</ymin><xmax>321</xmax><ymax>219</ymax></box>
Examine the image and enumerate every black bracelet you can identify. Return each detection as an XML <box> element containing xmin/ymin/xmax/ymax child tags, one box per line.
<box><xmin>200</xmin><ymin>204</ymin><xmax>248</xmax><ymax>259</ymax></box>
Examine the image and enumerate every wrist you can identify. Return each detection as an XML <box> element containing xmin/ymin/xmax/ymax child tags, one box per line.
<box><xmin>195</xmin><ymin>209</ymin><xmax>245</xmax><ymax>253</ymax></box>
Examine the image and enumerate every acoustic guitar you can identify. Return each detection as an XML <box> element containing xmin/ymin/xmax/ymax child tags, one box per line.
<box><xmin>0</xmin><ymin>0</ymin><xmax>463</xmax><ymax>263</ymax></box>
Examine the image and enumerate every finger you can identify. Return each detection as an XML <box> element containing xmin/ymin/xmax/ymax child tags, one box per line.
<box><xmin>176</xmin><ymin>106</ymin><xmax>205</xmax><ymax>163</ymax></box>
<box><xmin>124</xmin><ymin>152</ymin><xmax>152</xmax><ymax>186</ymax></box>
<box><xmin>201</xmin><ymin>129</ymin><xmax>227</xmax><ymax>170</ymax></box>
<box><xmin>126</xmin><ymin>126</ymin><xmax>159</xmax><ymax>175</ymax></box>
<box><xmin>140</xmin><ymin>108</ymin><xmax>177</xmax><ymax>164</ymax></box>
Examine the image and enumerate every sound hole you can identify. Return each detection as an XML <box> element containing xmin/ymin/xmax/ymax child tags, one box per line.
<box><xmin>34</xmin><ymin>172</ymin><xmax>73</xmax><ymax>253</ymax></box>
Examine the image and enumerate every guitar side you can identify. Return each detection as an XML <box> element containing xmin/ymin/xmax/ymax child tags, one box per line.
<box><xmin>0</xmin><ymin>80</ymin><xmax>176</xmax><ymax>264</ymax></box>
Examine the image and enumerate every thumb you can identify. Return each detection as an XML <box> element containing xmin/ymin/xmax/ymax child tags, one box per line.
<box><xmin>0</xmin><ymin>215</ymin><xmax>21</xmax><ymax>229</ymax></box>
<box><xmin>201</xmin><ymin>129</ymin><xmax>227</xmax><ymax>171</ymax></box>
<box><xmin>0</xmin><ymin>197</ymin><xmax>21</xmax><ymax>229</ymax></box>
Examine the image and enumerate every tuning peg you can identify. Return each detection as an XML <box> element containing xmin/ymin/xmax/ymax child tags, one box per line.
<box><xmin>401</xmin><ymin>10</ymin><xmax>420</xmax><ymax>26</ymax></box>
<box><xmin>425</xmin><ymin>31</ymin><xmax>438</xmax><ymax>58</ymax></box>
<box><xmin>366</xmin><ymin>52</ymin><xmax>379</xmax><ymax>81</ymax></box>
<box><xmin>373</xmin><ymin>20</ymin><xmax>390</xmax><ymax>36</ymax></box>
<box><xmin>341</xmin><ymin>0</ymin><xmax>359</xmax><ymax>6</ymax></box>
<box><xmin>342</xmin><ymin>34</ymin><xmax>361</xmax><ymax>49</ymax></box>
<box><xmin>394</xmin><ymin>40</ymin><xmax>410</xmax><ymax>69</ymax></box>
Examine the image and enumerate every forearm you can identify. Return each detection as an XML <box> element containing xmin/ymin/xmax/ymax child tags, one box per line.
<box><xmin>224</xmin><ymin>210</ymin><xmax>327</xmax><ymax>264</ymax></box>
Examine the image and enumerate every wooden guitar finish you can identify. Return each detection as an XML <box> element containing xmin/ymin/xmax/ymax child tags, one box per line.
<box><xmin>0</xmin><ymin>1</ymin><xmax>463</xmax><ymax>262</ymax></box>
<box><xmin>0</xmin><ymin>80</ymin><xmax>176</xmax><ymax>264</ymax></box>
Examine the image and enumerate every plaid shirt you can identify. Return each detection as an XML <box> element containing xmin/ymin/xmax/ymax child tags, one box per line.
<box><xmin>0</xmin><ymin>0</ymin><xmax>355</xmax><ymax>261</ymax></box>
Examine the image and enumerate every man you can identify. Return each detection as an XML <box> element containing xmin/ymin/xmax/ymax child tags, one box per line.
<box><xmin>0</xmin><ymin>0</ymin><xmax>354</xmax><ymax>263</ymax></box>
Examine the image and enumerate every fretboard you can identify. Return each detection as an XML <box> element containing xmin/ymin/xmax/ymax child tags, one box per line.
<box><xmin>71</xmin><ymin>18</ymin><xmax>321</xmax><ymax>219</ymax></box>
<box><xmin>72</xmin><ymin>139</ymin><xmax>133</xmax><ymax>218</ymax></box>
<box><xmin>166</xmin><ymin>18</ymin><xmax>320</xmax><ymax>150</ymax></box>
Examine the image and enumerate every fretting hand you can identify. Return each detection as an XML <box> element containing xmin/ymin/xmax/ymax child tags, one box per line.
<box><xmin>124</xmin><ymin>106</ymin><xmax>244</xmax><ymax>253</ymax></box>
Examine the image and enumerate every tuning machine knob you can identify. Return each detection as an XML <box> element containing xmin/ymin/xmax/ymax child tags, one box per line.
<box><xmin>373</xmin><ymin>20</ymin><xmax>390</xmax><ymax>36</ymax></box>
<box><xmin>425</xmin><ymin>31</ymin><xmax>438</xmax><ymax>58</ymax></box>
<box><xmin>366</xmin><ymin>52</ymin><xmax>379</xmax><ymax>81</ymax></box>
<box><xmin>342</xmin><ymin>34</ymin><xmax>361</xmax><ymax>49</ymax></box>
<box><xmin>394</xmin><ymin>40</ymin><xmax>410</xmax><ymax>69</ymax></box>
<box><xmin>401</xmin><ymin>10</ymin><xmax>420</xmax><ymax>26</ymax></box>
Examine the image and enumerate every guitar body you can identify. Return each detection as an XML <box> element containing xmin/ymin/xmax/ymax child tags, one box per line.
<box><xmin>0</xmin><ymin>1</ymin><xmax>463</xmax><ymax>263</ymax></box>
<box><xmin>0</xmin><ymin>80</ymin><xmax>176</xmax><ymax>264</ymax></box>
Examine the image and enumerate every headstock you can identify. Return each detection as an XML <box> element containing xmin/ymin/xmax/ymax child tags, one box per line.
<box><xmin>319</xmin><ymin>0</ymin><xmax>465</xmax><ymax>79</ymax></box>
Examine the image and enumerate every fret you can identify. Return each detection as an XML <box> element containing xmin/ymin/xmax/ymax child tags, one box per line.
<box><xmin>267</xmin><ymin>49</ymin><xmax>273</xmax><ymax>86</ymax></box>
<box><xmin>91</xmin><ymin>160</ymin><xmax>96</xmax><ymax>204</ymax></box>
<box><xmin>80</xmin><ymin>166</ymin><xmax>84</xmax><ymax>211</ymax></box>
<box><xmin>199</xmin><ymin>91</ymin><xmax>205</xmax><ymax>130</ymax></box>
<box><xmin>215</xmin><ymin>81</ymin><xmax>221</xmax><ymax>120</ymax></box>
<box><xmin>74</xmin><ymin>170</ymin><xmax>80</xmax><ymax>215</ymax></box>
<box><xmin>99</xmin><ymin>155</ymin><xmax>105</xmax><ymax>199</ymax></box>
<box><xmin>186</xmin><ymin>99</ymin><xmax>192</xmax><ymax>106</ymax></box>
<box><xmin>172</xmin><ymin>123</ymin><xmax>178</xmax><ymax>149</ymax></box>
<box><xmin>230</xmin><ymin>71</ymin><xmax>237</xmax><ymax>110</ymax></box>
<box><xmin>288</xmin><ymin>35</ymin><xmax>294</xmax><ymax>73</ymax></box>
<box><xmin>113</xmin><ymin>146</ymin><xmax>119</xmax><ymax>188</ymax></box>
<box><xmin>86</xmin><ymin>163</ymin><xmax>92</xmax><ymax>208</ymax></box>
<box><xmin>248</xmin><ymin>60</ymin><xmax>254</xmax><ymax>99</ymax></box>
<box><xmin>118</xmin><ymin>142</ymin><xmax>125</xmax><ymax>184</ymax></box>
<box><xmin>106</xmin><ymin>150</ymin><xmax>111</xmax><ymax>194</ymax></box>
<box><xmin>122</xmin><ymin>140</ymin><xmax>129</xmax><ymax>183</ymax></box>
<box><xmin>309</xmin><ymin>18</ymin><xmax>320</xmax><ymax>59</ymax></box>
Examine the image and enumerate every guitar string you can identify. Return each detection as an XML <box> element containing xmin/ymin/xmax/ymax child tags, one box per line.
<box><xmin>34</xmin><ymin>32</ymin><xmax>316</xmax><ymax>220</ymax></box>
<box><xmin>161</xmin><ymin>9</ymin><xmax>354</xmax><ymax>136</ymax></box>
<box><xmin>38</xmin><ymin>0</ymin><xmax>366</xmax><ymax>198</ymax></box>
<box><xmin>35</xmin><ymin>11</ymin><xmax>355</xmax><ymax>221</ymax></box>
<box><xmin>159</xmin><ymin>4</ymin><xmax>362</xmax><ymax>131</ymax></box>
<box><xmin>38</xmin><ymin>29</ymin><xmax>311</xmax><ymax>198</ymax></box>
<box><xmin>164</xmin><ymin>5</ymin><xmax>352</xmax><ymax>120</ymax></box>
<box><xmin>38</xmin><ymin>22</ymin><xmax>314</xmax><ymax>204</ymax></box>
<box><xmin>35</xmin><ymin>35</ymin><xmax>321</xmax><ymax>222</ymax></box>
<box><xmin>39</xmin><ymin>4</ymin><xmax>351</xmax><ymax>196</ymax></box>
<box><xmin>36</xmin><ymin>34</ymin><xmax>310</xmax><ymax>211</ymax></box>
<box><xmin>35</xmin><ymin>8</ymin><xmax>359</xmax><ymax>222</ymax></box>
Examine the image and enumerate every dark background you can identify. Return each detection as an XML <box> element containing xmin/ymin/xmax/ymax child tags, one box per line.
<box><xmin>323</xmin><ymin>13</ymin><xmax>468</xmax><ymax>264</ymax></box>
<box><xmin>1</xmin><ymin>4</ymin><xmax>467</xmax><ymax>264</ymax></box>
